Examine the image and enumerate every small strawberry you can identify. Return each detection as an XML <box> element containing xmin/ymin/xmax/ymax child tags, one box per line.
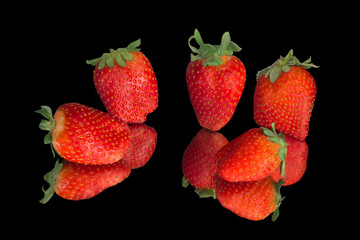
<box><xmin>216</xmin><ymin>123</ymin><xmax>287</xmax><ymax>182</ymax></box>
<box><xmin>254</xmin><ymin>49</ymin><xmax>318</xmax><ymax>140</ymax></box>
<box><xmin>186</xmin><ymin>29</ymin><xmax>246</xmax><ymax>131</ymax></box>
<box><xmin>36</xmin><ymin>103</ymin><xmax>131</xmax><ymax>165</ymax></box>
<box><xmin>182</xmin><ymin>129</ymin><xmax>228</xmax><ymax>198</ymax></box>
<box><xmin>123</xmin><ymin>123</ymin><xmax>157</xmax><ymax>169</ymax></box>
<box><xmin>86</xmin><ymin>39</ymin><xmax>158</xmax><ymax>123</ymax></box>
<box><xmin>39</xmin><ymin>159</ymin><xmax>131</xmax><ymax>203</ymax></box>
<box><xmin>215</xmin><ymin>175</ymin><xmax>285</xmax><ymax>221</ymax></box>
<box><xmin>271</xmin><ymin>134</ymin><xmax>308</xmax><ymax>186</ymax></box>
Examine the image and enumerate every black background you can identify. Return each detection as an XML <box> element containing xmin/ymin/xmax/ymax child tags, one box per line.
<box><xmin>12</xmin><ymin>3</ymin><xmax>345</xmax><ymax>237</ymax></box>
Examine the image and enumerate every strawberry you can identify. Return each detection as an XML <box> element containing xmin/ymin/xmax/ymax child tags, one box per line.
<box><xmin>182</xmin><ymin>129</ymin><xmax>228</xmax><ymax>198</ymax></box>
<box><xmin>254</xmin><ymin>49</ymin><xmax>318</xmax><ymax>140</ymax></box>
<box><xmin>186</xmin><ymin>29</ymin><xmax>246</xmax><ymax>131</ymax></box>
<box><xmin>86</xmin><ymin>39</ymin><xmax>158</xmax><ymax>123</ymax></box>
<box><xmin>123</xmin><ymin>123</ymin><xmax>157</xmax><ymax>169</ymax></box>
<box><xmin>215</xmin><ymin>175</ymin><xmax>285</xmax><ymax>221</ymax></box>
<box><xmin>271</xmin><ymin>134</ymin><xmax>308</xmax><ymax>186</ymax></box>
<box><xmin>36</xmin><ymin>103</ymin><xmax>131</xmax><ymax>165</ymax></box>
<box><xmin>39</xmin><ymin>159</ymin><xmax>131</xmax><ymax>203</ymax></box>
<box><xmin>216</xmin><ymin>123</ymin><xmax>288</xmax><ymax>182</ymax></box>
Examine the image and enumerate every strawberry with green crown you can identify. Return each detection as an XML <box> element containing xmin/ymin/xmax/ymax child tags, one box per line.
<box><xmin>87</xmin><ymin>39</ymin><xmax>158</xmax><ymax>123</ymax></box>
<box><xmin>186</xmin><ymin>29</ymin><xmax>246</xmax><ymax>131</ymax></box>
<box><xmin>254</xmin><ymin>49</ymin><xmax>318</xmax><ymax>140</ymax></box>
<box><xmin>36</xmin><ymin>103</ymin><xmax>131</xmax><ymax>165</ymax></box>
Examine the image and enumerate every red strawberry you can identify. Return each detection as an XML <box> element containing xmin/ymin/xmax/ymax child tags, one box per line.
<box><xmin>254</xmin><ymin>49</ymin><xmax>318</xmax><ymax>140</ymax></box>
<box><xmin>186</xmin><ymin>29</ymin><xmax>246</xmax><ymax>131</ymax></box>
<box><xmin>271</xmin><ymin>134</ymin><xmax>308</xmax><ymax>186</ymax></box>
<box><xmin>215</xmin><ymin>175</ymin><xmax>285</xmax><ymax>221</ymax></box>
<box><xmin>39</xmin><ymin>159</ymin><xmax>131</xmax><ymax>203</ymax></box>
<box><xmin>216</xmin><ymin>123</ymin><xmax>287</xmax><ymax>182</ymax></box>
<box><xmin>182</xmin><ymin>129</ymin><xmax>228</xmax><ymax>198</ymax></box>
<box><xmin>123</xmin><ymin>123</ymin><xmax>157</xmax><ymax>169</ymax></box>
<box><xmin>86</xmin><ymin>39</ymin><xmax>158</xmax><ymax>123</ymax></box>
<box><xmin>36</xmin><ymin>103</ymin><xmax>131</xmax><ymax>165</ymax></box>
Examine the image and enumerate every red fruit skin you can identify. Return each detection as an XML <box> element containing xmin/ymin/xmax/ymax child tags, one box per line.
<box><xmin>182</xmin><ymin>129</ymin><xmax>228</xmax><ymax>189</ymax></box>
<box><xmin>254</xmin><ymin>66</ymin><xmax>316</xmax><ymax>140</ymax></box>
<box><xmin>215</xmin><ymin>175</ymin><xmax>277</xmax><ymax>221</ymax></box>
<box><xmin>93</xmin><ymin>51</ymin><xmax>158</xmax><ymax>123</ymax></box>
<box><xmin>186</xmin><ymin>55</ymin><xmax>246</xmax><ymax>131</ymax></box>
<box><xmin>271</xmin><ymin>134</ymin><xmax>308</xmax><ymax>186</ymax></box>
<box><xmin>216</xmin><ymin>128</ymin><xmax>281</xmax><ymax>182</ymax></box>
<box><xmin>52</xmin><ymin>103</ymin><xmax>131</xmax><ymax>165</ymax></box>
<box><xmin>122</xmin><ymin>123</ymin><xmax>157</xmax><ymax>169</ymax></box>
<box><xmin>55</xmin><ymin>159</ymin><xmax>131</xmax><ymax>200</ymax></box>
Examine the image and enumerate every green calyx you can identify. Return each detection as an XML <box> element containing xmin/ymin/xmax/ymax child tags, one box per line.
<box><xmin>256</xmin><ymin>49</ymin><xmax>319</xmax><ymax>83</ymax></box>
<box><xmin>188</xmin><ymin>28</ymin><xmax>241</xmax><ymax>67</ymax></box>
<box><xmin>261</xmin><ymin>123</ymin><xmax>288</xmax><ymax>178</ymax></box>
<box><xmin>39</xmin><ymin>159</ymin><xmax>63</xmax><ymax>204</ymax></box>
<box><xmin>271</xmin><ymin>179</ymin><xmax>285</xmax><ymax>222</ymax></box>
<box><xmin>35</xmin><ymin>105</ymin><xmax>56</xmax><ymax>157</ymax></box>
<box><xmin>86</xmin><ymin>39</ymin><xmax>141</xmax><ymax>69</ymax></box>
<box><xmin>182</xmin><ymin>176</ymin><xmax>216</xmax><ymax>199</ymax></box>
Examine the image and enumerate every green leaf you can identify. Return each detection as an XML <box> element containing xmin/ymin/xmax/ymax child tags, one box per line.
<box><xmin>195</xmin><ymin>188</ymin><xmax>216</xmax><ymax>199</ymax></box>
<box><xmin>121</xmin><ymin>50</ymin><xmax>133</xmax><ymax>62</ymax></box>
<box><xmin>182</xmin><ymin>176</ymin><xmax>189</xmax><ymax>188</ymax></box>
<box><xmin>106</xmin><ymin>57</ymin><xmax>114</xmax><ymax>68</ymax></box>
<box><xmin>98</xmin><ymin>57</ymin><xmax>106</xmax><ymax>69</ymax></box>
<box><xmin>127</xmin><ymin>38</ymin><xmax>141</xmax><ymax>51</ymax></box>
<box><xmin>39</xmin><ymin>160</ymin><xmax>63</xmax><ymax>204</ymax></box>
<box><xmin>279</xmin><ymin>147</ymin><xmax>287</xmax><ymax>162</ymax></box>
<box><xmin>269</xmin><ymin>66</ymin><xmax>281</xmax><ymax>83</ymax></box>
<box><xmin>115</xmin><ymin>55</ymin><xmax>126</xmax><ymax>67</ymax></box>
<box><xmin>86</xmin><ymin>57</ymin><xmax>101</xmax><ymax>66</ymax></box>
<box><xmin>35</xmin><ymin>105</ymin><xmax>53</xmax><ymax>121</ymax></box>
<box><xmin>203</xmin><ymin>57</ymin><xmax>223</xmax><ymax>67</ymax></box>
<box><xmin>261</xmin><ymin>127</ymin><xmax>276</xmax><ymax>138</ymax></box>
<box><xmin>218</xmin><ymin>31</ymin><xmax>231</xmax><ymax>56</ymax></box>
<box><xmin>228</xmin><ymin>41</ymin><xmax>241</xmax><ymax>53</ymax></box>
<box><xmin>193</xmin><ymin>28</ymin><xmax>204</xmax><ymax>45</ymax></box>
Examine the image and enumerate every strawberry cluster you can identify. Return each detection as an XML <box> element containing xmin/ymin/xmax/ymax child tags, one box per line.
<box><xmin>37</xmin><ymin>39</ymin><xmax>158</xmax><ymax>203</ymax></box>
<box><xmin>182</xmin><ymin>29</ymin><xmax>317</xmax><ymax>221</ymax></box>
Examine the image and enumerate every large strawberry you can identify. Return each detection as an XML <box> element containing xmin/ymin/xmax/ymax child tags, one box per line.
<box><xmin>123</xmin><ymin>123</ymin><xmax>157</xmax><ymax>169</ymax></box>
<box><xmin>186</xmin><ymin>29</ymin><xmax>246</xmax><ymax>131</ymax></box>
<box><xmin>254</xmin><ymin>49</ymin><xmax>318</xmax><ymax>140</ymax></box>
<box><xmin>182</xmin><ymin>129</ymin><xmax>228</xmax><ymax>198</ymax></box>
<box><xmin>271</xmin><ymin>134</ymin><xmax>308</xmax><ymax>186</ymax></box>
<box><xmin>39</xmin><ymin>159</ymin><xmax>131</xmax><ymax>203</ymax></box>
<box><xmin>216</xmin><ymin>123</ymin><xmax>287</xmax><ymax>182</ymax></box>
<box><xmin>36</xmin><ymin>103</ymin><xmax>131</xmax><ymax>165</ymax></box>
<box><xmin>86</xmin><ymin>39</ymin><xmax>158</xmax><ymax>123</ymax></box>
<box><xmin>215</xmin><ymin>175</ymin><xmax>285</xmax><ymax>221</ymax></box>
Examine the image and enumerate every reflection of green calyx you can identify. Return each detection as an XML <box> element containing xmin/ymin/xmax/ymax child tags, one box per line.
<box><xmin>261</xmin><ymin>123</ymin><xmax>288</xmax><ymax>178</ymax></box>
<box><xmin>271</xmin><ymin>178</ymin><xmax>285</xmax><ymax>222</ymax></box>
<box><xmin>86</xmin><ymin>39</ymin><xmax>141</xmax><ymax>69</ymax></box>
<box><xmin>188</xmin><ymin>28</ymin><xmax>241</xmax><ymax>67</ymax></box>
<box><xmin>39</xmin><ymin>159</ymin><xmax>63</xmax><ymax>204</ymax></box>
<box><xmin>256</xmin><ymin>49</ymin><xmax>319</xmax><ymax>83</ymax></box>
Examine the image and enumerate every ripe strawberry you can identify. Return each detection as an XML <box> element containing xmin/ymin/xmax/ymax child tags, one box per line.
<box><xmin>36</xmin><ymin>103</ymin><xmax>131</xmax><ymax>165</ymax></box>
<box><xmin>186</xmin><ymin>29</ymin><xmax>246</xmax><ymax>131</ymax></box>
<box><xmin>123</xmin><ymin>123</ymin><xmax>157</xmax><ymax>169</ymax></box>
<box><xmin>182</xmin><ymin>129</ymin><xmax>228</xmax><ymax>198</ymax></box>
<box><xmin>254</xmin><ymin>49</ymin><xmax>318</xmax><ymax>140</ymax></box>
<box><xmin>86</xmin><ymin>39</ymin><xmax>158</xmax><ymax>123</ymax></box>
<box><xmin>39</xmin><ymin>159</ymin><xmax>131</xmax><ymax>203</ymax></box>
<box><xmin>271</xmin><ymin>134</ymin><xmax>308</xmax><ymax>186</ymax></box>
<box><xmin>215</xmin><ymin>175</ymin><xmax>285</xmax><ymax>221</ymax></box>
<box><xmin>216</xmin><ymin>123</ymin><xmax>287</xmax><ymax>182</ymax></box>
